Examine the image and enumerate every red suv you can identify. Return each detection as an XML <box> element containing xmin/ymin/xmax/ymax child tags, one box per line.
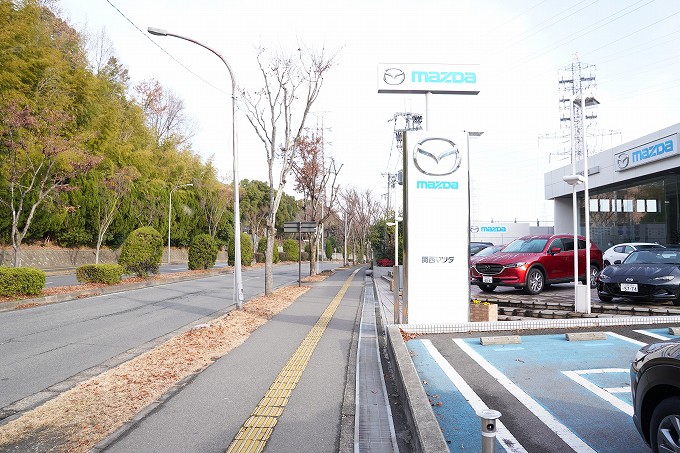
<box><xmin>470</xmin><ymin>234</ymin><xmax>603</xmax><ymax>295</ymax></box>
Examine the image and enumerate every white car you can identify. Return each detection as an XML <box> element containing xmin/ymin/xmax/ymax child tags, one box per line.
<box><xmin>602</xmin><ymin>242</ymin><xmax>665</xmax><ymax>266</ymax></box>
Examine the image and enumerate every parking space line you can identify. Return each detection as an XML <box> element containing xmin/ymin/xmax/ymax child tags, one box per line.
<box><xmin>605</xmin><ymin>332</ymin><xmax>647</xmax><ymax>346</ymax></box>
<box><xmin>561</xmin><ymin>370</ymin><xmax>633</xmax><ymax>416</ymax></box>
<box><xmin>632</xmin><ymin>329</ymin><xmax>669</xmax><ymax>341</ymax></box>
<box><xmin>422</xmin><ymin>340</ymin><xmax>527</xmax><ymax>453</ymax></box>
<box><xmin>454</xmin><ymin>339</ymin><xmax>596</xmax><ymax>453</ymax></box>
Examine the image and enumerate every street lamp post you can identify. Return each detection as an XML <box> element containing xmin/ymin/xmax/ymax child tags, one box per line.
<box><xmin>148</xmin><ymin>27</ymin><xmax>243</xmax><ymax>309</ymax></box>
<box><xmin>168</xmin><ymin>183</ymin><xmax>193</xmax><ymax>264</ymax></box>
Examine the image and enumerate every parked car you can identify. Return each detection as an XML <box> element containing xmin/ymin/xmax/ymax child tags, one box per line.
<box><xmin>631</xmin><ymin>338</ymin><xmax>680</xmax><ymax>453</ymax></box>
<box><xmin>596</xmin><ymin>248</ymin><xmax>680</xmax><ymax>305</ymax></box>
<box><xmin>470</xmin><ymin>241</ymin><xmax>494</xmax><ymax>256</ymax></box>
<box><xmin>470</xmin><ymin>244</ymin><xmax>505</xmax><ymax>266</ymax></box>
<box><xmin>603</xmin><ymin>242</ymin><xmax>665</xmax><ymax>267</ymax></box>
<box><xmin>470</xmin><ymin>234</ymin><xmax>603</xmax><ymax>295</ymax></box>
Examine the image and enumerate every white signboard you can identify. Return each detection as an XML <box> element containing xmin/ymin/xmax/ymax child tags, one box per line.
<box><xmin>403</xmin><ymin>130</ymin><xmax>470</xmax><ymax>324</ymax></box>
<box><xmin>470</xmin><ymin>223</ymin><xmax>530</xmax><ymax>245</ymax></box>
<box><xmin>377</xmin><ymin>63</ymin><xmax>480</xmax><ymax>95</ymax></box>
<box><xmin>614</xmin><ymin>134</ymin><xmax>677</xmax><ymax>171</ymax></box>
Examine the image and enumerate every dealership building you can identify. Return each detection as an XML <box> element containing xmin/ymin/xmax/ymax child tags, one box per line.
<box><xmin>545</xmin><ymin>122</ymin><xmax>679</xmax><ymax>250</ymax></box>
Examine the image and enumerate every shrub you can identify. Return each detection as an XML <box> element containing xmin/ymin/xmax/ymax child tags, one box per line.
<box><xmin>377</xmin><ymin>258</ymin><xmax>394</xmax><ymax>267</ymax></box>
<box><xmin>117</xmin><ymin>226</ymin><xmax>163</xmax><ymax>277</ymax></box>
<box><xmin>228</xmin><ymin>232</ymin><xmax>254</xmax><ymax>266</ymax></box>
<box><xmin>188</xmin><ymin>234</ymin><xmax>218</xmax><ymax>270</ymax></box>
<box><xmin>0</xmin><ymin>267</ymin><xmax>45</xmax><ymax>296</ymax></box>
<box><xmin>283</xmin><ymin>239</ymin><xmax>299</xmax><ymax>261</ymax></box>
<box><xmin>301</xmin><ymin>251</ymin><xmax>309</xmax><ymax>261</ymax></box>
<box><xmin>76</xmin><ymin>264</ymin><xmax>124</xmax><ymax>284</ymax></box>
<box><xmin>257</xmin><ymin>237</ymin><xmax>279</xmax><ymax>263</ymax></box>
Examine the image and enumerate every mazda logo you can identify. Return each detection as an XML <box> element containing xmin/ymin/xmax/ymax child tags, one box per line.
<box><xmin>470</xmin><ymin>226</ymin><xmax>479</xmax><ymax>233</ymax></box>
<box><xmin>626</xmin><ymin>278</ymin><xmax>634</xmax><ymax>282</ymax></box>
<box><xmin>413</xmin><ymin>137</ymin><xmax>461</xmax><ymax>176</ymax></box>
<box><xmin>617</xmin><ymin>152</ymin><xmax>630</xmax><ymax>170</ymax></box>
<box><xmin>383</xmin><ymin>68</ymin><xmax>405</xmax><ymax>85</ymax></box>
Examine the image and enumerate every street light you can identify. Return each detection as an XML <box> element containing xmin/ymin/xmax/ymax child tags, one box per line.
<box><xmin>148</xmin><ymin>27</ymin><xmax>243</xmax><ymax>309</ymax></box>
<box><xmin>564</xmin><ymin>95</ymin><xmax>599</xmax><ymax>314</ymax></box>
<box><xmin>168</xmin><ymin>183</ymin><xmax>193</xmax><ymax>264</ymax></box>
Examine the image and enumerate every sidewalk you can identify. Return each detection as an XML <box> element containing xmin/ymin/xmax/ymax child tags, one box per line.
<box><xmin>87</xmin><ymin>266</ymin><xmax>401</xmax><ymax>453</ymax></box>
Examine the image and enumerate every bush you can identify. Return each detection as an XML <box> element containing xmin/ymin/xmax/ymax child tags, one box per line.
<box><xmin>257</xmin><ymin>237</ymin><xmax>279</xmax><ymax>263</ymax></box>
<box><xmin>117</xmin><ymin>226</ymin><xmax>163</xmax><ymax>277</ymax></box>
<box><xmin>283</xmin><ymin>239</ymin><xmax>299</xmax><ymax>261</ymax></box>
<box><xmin>377</xmin><ymin>258</ymin><xmax>394</xmax><ymax>267</ymax></box>
<box><xmin>228</xmin><ymin>232</ymin><xmax>254</xmax><ymax>266</ymax></box>
<box><xmin>301</xmin><ymin>251</ymin><xmax>309</xmax><ymax>261</ymax></box>
<box><xmin>188</xmin><ymin>234</ymin><xmax>218</xmax><ymax>270</ymax></box>
<box><xmin>0</xmin><ymin>267</ymin><xmax>45</xmax><ymax>296</ymax></box>
<box><xmin>76</xmin><ymin>264</ymin><xmax>124</xmax><ymax>284</ymax></box>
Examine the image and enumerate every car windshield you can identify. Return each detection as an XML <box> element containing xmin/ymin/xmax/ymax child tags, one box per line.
<box><xmin>503</xmin><ymin>238</ymin><xmax>548</xmax><ymax>253</ymax></box>
<box><xmin>624</xmin><ymin>250</ymin><xmax>680</xmax><ymax>265</ymax></box>
<box><xmin>474</xmin><ymin>245</ymin><xmax>503</xmax><ymax>257</ymax></box>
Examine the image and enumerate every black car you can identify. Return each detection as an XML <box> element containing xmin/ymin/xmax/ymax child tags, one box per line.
<box><xmin>631</xmin><ymin>338</ymin><xmax>680</xmax><ymax>452</ymax></box>
<box><xmin>596</xmin><ymin>248</ymin><xmax>680</xmax><ymax>305</ymax></box>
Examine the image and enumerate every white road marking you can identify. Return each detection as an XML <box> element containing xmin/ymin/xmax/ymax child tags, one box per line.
<box><xmin>422</xmin><ymin>340</ymin><xmax>527</xmax><ymax>453</ymax></box>
<box><xmin>605</xmin><ymin>331</ymin><xmax>648</xmax><ymax>346</ymax></box>
<box><xmin>561</xmin><ymin>369</ymin><xmax>633</xmax><ymax>416</ymax></box>
<box><xmin>454</xmin><ymin>339</ymin><xmax>596</xmax><ymax>453</ymax></box>
<box><xmin>632</xmin><ymin>329</ymin><xmax>669</xmax><ymax>341</ymax></box>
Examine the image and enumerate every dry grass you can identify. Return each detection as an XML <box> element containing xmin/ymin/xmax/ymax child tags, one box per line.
<box><xmin>0</xmin><ymin>281</ymin><xmax>322</xmax><ymax>452</ymax></box>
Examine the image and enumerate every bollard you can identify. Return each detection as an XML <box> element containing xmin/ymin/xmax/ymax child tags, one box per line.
<box><xmin>476</xmin><ymin>408</ymin><xmax>501</xmax><ymax>453</ymax></box>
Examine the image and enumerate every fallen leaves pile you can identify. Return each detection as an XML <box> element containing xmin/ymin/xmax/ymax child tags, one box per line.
<box><xmin>0</xmin><ymin>284</ymin><xmax>312</xmax><ymax>452</ymax></box>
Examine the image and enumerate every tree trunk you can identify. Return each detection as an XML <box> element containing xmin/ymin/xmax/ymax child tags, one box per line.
<box><xmin>264</xmin><ymin>224</ymin><xmax>275</xmax><ymax>295</ymax></box>
<box><xmin>308</xmin><ymin>233</ymin><xmax>318</xmax><ymax>276</ymax></box>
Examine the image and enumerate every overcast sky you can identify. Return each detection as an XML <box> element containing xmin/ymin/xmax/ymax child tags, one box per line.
<box><xmin>55</xmin><ymin>0</ymin><xmax>680</xmax><ymax>224</ymax></box>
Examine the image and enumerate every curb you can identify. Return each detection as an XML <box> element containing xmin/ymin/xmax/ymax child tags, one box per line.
<box><xmin>0</xmin><ymin>268</ymin><xmax>231</xmax><ymax>313</ymax></box>
<box><xmin>385</xmin><ymin>325</ymin><xmax>449</xmax><ymax>452</ymax></box>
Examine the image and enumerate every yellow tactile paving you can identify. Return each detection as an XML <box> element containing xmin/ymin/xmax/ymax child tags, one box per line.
<box><xmin>225</xmin><ymin>269</ymin><xmax>359</xmax><ymax>453</ymax></box>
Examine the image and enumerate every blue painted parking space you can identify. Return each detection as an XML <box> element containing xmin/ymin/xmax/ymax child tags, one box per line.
<box><xmin>407</xmin><ymin>339</ymin><xmax>527</xmax><ymax>452</ymax></box>
<box><xmin>633</xmin><ymin>327</ymin><xmax>680</xmax><ymax>341</ymax></box>
<box><xmin>455</xmin><ymin>333</ymin><xmax>648</xmax><ymax>453</ymax></box>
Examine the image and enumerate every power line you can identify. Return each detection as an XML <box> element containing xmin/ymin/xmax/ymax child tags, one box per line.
<box><xmin>104</xmin><ymin>0</ymin><xmax>228</xmax><ymax>95</ymax></box>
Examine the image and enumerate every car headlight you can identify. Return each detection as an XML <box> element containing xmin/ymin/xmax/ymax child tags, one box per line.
<box><xmin>598</xmin><ymin>273</ymin><xmax>610</xmax><ymax>281</ymax></box>
<box><xmin>504</xmin><ymin>262</ymin><xmax>526</xmax><ymax>269</ymax></box>
<box><xmin>653</xmin><ymin>275</ymin><xmax>675</xmax><ymax>281</ymax></box>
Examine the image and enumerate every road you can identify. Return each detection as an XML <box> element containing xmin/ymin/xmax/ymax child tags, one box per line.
<box><xmin>0</xmin><ymin>262</ymin><xmax>336</xmax><ymax>420</ymax></box>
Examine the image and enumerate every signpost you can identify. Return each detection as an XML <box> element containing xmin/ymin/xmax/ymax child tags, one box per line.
<box><xmin>284</xmin><ymin>221</ymin><xmax>318</xmax><ymax>286</ymax></box>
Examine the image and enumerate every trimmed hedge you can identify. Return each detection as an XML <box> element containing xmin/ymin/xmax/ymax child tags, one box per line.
<box><xmin>188</xmin><ymin>234</ymin><xmax>218</xmax><ymax>270</ymax></box>
<box><xmin>257</xmin><ymin>237</ymin><xmax>279</xmax><ymax>263</ymax></box>
<box><xmin>282</xmin><ymin>239</ymin><xmax>299</xmax><ymax>262</ymax></box>
<box><xmin>118</xmin><ymin>226</ymin><xmax>163</xmax><ymax>277</ymax></box>
<box><xmin>76</xmin><ymin>264</ymin><xmax>124</xmax><ymax>284</ymax></box>
<box><xmin>228</xmin><ymin>232</ymin><xmax>254</xmax><ymax>266</ymax></box>
<box><xmin>0</xmin><ymin>266</ymin><xmax>45</xmax><ymax>296</ymax></box>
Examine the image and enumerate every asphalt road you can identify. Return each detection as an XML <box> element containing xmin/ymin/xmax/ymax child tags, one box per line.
<box><xmin>0</xmin><ymin>262</ymin><xmax>336</xmax><ymax>418</ymax></box>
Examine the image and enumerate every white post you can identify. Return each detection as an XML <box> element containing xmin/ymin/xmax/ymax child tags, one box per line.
<box><xmin>168</xmin><ymin>188</ymin><xmax>174</xmax><ymax>264</ymax></box>
<box><xmin>582</xmin><ymin>97</ymin><xmax>592</xmax><ymax>313</ymax></box>
<box><xmin>570</xmin><ymin>100</ymin><xmax>578</xmax><ymax>293</ymax></box>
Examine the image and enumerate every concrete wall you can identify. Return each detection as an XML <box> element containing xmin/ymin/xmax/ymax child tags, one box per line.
<box><xmin>0</xmin><ymin>247</ymin><xmax>229</xmax><ymax>270</ymax></box>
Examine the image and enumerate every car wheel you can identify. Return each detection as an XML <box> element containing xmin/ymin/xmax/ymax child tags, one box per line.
<box><xmin>580</xmin><ymin>265</ymin><xmax>599</xmax><ymax>287</ymax></box>
<box><xmin>598</xmin><ymin>293</ymin><xmax>613</xmax><ymax>302</ymax></box>
<box><xmin>650</xmin><ymin>396</ymin><xmax>680</xmax><ymax>453</ymax></box>
<box><xmin>524</xmin><ymin>268</ymin><xmax>544</xmax><ymax>295</ymax></box>
<box><xmin>479</xmin><ymin>284</ymin><xmax>496</xmax><ymax>293</ymax></box>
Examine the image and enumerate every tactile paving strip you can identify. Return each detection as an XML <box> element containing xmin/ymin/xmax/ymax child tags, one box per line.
<box><xmin>225</xmin><ymin>269</ymin><xmax>359</xmax><ymax>453</ymax></box>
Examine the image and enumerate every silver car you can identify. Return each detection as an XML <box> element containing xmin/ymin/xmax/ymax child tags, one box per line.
<box><xmin>602</xmin><ymin>242</ymin><xmax>664</xmax><ymax>267</ymax></box>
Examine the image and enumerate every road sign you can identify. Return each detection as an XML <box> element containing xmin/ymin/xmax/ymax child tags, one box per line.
<box><xmin>284</xmin><ymin>221</ymin><xmax>317</xmax><ymax>233</ymax></box>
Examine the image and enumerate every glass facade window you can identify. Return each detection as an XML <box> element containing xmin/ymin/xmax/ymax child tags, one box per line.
<box><xmin>580</xmin><ymin>177</ymin><xmax>675</xmax><ymax>251</ymax></box>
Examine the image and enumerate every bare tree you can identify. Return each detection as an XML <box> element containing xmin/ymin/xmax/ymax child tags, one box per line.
<box><xmin>86</xmin><ymin>27</ymin><xmax>115</xmax><ymax>75</ymax></box>
<box><xmin>0</xmin><ymin>102</ymin><xmax>100</xmax><ymax>266</ymax></box>
<box><xmin>135</xmin><ymin>79</ymin><xmax>195</xmax><ymax>147</ymax></box>
<box><xmin>292</xmin><ymin>134</ymin><xmax>342</xmax><ymax>275</ymax></box>
<box><xmin>340</xmin><ymin>187</ymin><xmax>381</xmax><ymax>264</ymax></box>
<box><xmin>240</xmin><ymin>45</ymin><xmax>338</xmax><ymax>294</ymax></box>
<box><xmin>94</xmin><ymin>167</ymin><xmax>138</xmax><ymax>263</ymax></box>
<box><xmin>195</xmin><ymin>171</ymin><xmax>232</xmax><ymax>239</ymax></box>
